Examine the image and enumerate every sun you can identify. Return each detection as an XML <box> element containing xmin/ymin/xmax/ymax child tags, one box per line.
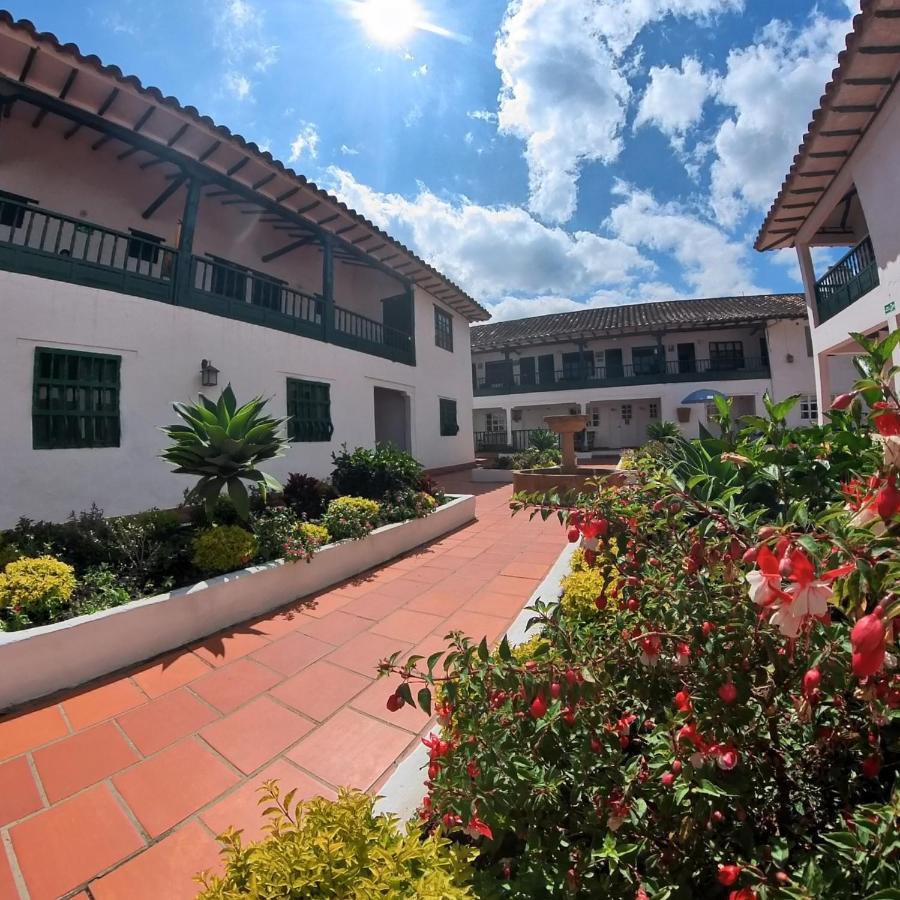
<box><xmin>352</xmin><ymin>0</ymin><xmax>425</xmax><ymax>46</ymax></box>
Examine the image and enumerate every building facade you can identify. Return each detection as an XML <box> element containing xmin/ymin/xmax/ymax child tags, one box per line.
<box><xmin>0</xmin><ymin>15</ymin><xmax>486</xmax><ymax>526</ymax></box>
<box><xmin>471</xmin><ymin>295</ymin><xmax>816</xmax><ymax>453</ymax></box>
<box><xmin>755</xmin><ymin>0</ymin><xmax>900</xmax><ymax>413</ymax></box>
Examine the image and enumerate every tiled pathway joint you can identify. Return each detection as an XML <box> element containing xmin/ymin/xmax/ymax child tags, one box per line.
<box><xmin>0</xmin><ymin>479</ymin><xmax>566</xmax><ymax>899</ymax></box>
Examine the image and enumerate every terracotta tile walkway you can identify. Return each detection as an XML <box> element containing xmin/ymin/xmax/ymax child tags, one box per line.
<box><xmin>0</xmin><ymin>478</ymin><xmax>566</xmax><ymax>900</ymax></box>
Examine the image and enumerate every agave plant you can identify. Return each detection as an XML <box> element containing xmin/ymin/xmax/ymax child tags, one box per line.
<box><xmin>528</xmin><ymin>428</ymin><xmax>560</xmax><ymax>452</ymax></box>
<box><xmin>161</xmin><ymin>384</ymin><xmax>289</xmax><ymax>521</ymax></box>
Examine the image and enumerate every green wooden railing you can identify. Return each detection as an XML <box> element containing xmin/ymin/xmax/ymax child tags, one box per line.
<box><xmin>0</xmin><ymin>198</ymin><xmax>415</xmax><ymax>365</ymax></box>
<box><xmin>815</xmin><ymin>236</ymin><xmax>879</xmax><ymax>323</ymax></box>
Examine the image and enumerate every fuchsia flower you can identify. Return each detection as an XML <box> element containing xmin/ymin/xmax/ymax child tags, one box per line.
<box><xmin>638</xmin><ymin>633</ymin><xmax>662</xmax><ymax>667</ymax></box>
<box><xmin>745</xmin><ymin>545</ymin><xmax>782</xmax><ymax>607</ymax></box>
<box><xmin>465</xmin><ymin>815</ymin><xmax>493</xmax><ymax>840</ymax></box>
<box><xmin>872</xmin><ymin>401</ymin><xmax>900</xmax><ymax>436</ymax></box>
<box><xmin>851</xmin><ymin>607</ymin><xmax>887</xmax><ymax>678</ymax></box>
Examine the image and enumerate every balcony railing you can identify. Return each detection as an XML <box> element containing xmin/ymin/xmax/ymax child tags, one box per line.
<box><xmin>474</xmin><ymin>357</ymin><xmax>770</xmax><ymax>396</ymax></box>
<box><xmin>474</xmin><ymin>428</ymin><xmax>561</xmax><ymax>453</ymax></box>
<box><xmin>0</xmin><ymin>199</ymin><xmax>414</xmax><ymax>365</ymax></box>
<box><xmin>0</xmin><ymin>197</ymin><xmax>176</xmax><ymax>302</ymax></box>
<box><xmin>815</xmin><ymin>235</ymin><xmax>879</xmax><ymax>323</ymax></box>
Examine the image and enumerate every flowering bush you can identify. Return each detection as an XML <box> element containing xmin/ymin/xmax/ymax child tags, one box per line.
<box><xmin>195</xmin><ymin>785</ymin><xmax>476</xmax><ymax>898</ymax></box>
<box><xmin>321</xmin><ymin>496</ymin><xmax>381</xmax><ymax>541</ymax></box>
<box><xmin>378</xmin><ymin>332</ymin><xmax>900</xmax><ymax>899</ymax></box>
<box><xmin>0</xmin><ymin>556</ymin><xmax>76</xmax><ymax>629</ymax></box>
<box><xmin>192</xmin><ymin>525</ymin><xmax>258</xmax><ymax>576</ymax></box>
<box><xmin>251</xmin><ymin>507</ymin><xmax>299</xmax><ymax>562</ymax></box>
<box><xmin>283</xmin><ymin>522</ymin><xmax>331</xmax><ymax>563</ymax></box>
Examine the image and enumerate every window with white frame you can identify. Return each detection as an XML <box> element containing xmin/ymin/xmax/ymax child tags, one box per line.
<box><xmin>485</xmin><ymin>412</ymin><xmax>505</xmax><ymax>433</ymax></box>
<box><xmin>648</xmin><ymin>401</ymin><xmax>659</xmax><ymax>420</ymax></box>
<box><xmin>621</xmin><ymin>403</ymin><xmax>632</xmax><ymax>424</ymax></box>
<box><xmin>800</xmin><ymin>394</ymin><xmax>818</xmax><ymax>421</ymax></box>
<box><xmin>589</xmin><ymin>409</ymin><xmax>600</xmax><ymax>427</ymax></box>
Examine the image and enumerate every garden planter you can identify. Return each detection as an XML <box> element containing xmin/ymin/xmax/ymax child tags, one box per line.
<box><xmin>0</xmin><ymin>494</ymin><xmax>475</xmax><ymax>711</ymax></box>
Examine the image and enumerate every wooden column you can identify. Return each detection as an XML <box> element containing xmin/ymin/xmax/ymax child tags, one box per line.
<box><xmin>174</xmin><ymin>176</ymin><xmax>201</xmax><ymax>306</ymax></box>
<box><xmin>321</xmin><ymin>234</ymin><xmax>334</xmax><ymax>343</ymax></box>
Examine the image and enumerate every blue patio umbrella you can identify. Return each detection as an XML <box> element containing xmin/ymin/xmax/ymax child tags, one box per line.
<box><xmin>681</xmin><ymin>388</ymin><xmax>727</xmax><ymax>404</ymax></box>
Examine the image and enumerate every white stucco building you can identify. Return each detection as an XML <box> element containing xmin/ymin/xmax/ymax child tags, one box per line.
<box><xmin>0</xmin><ymin>15</ymin><xmax>487</xmax><ymax>526</ymax></box>
<box><xmin>471</xmin><ymin>295</ymin><xmax>817</xmax><ymax>453</ymax></box>
<box><xmin>755</xmin><ymin>0</ymin><xmax>900</xmax><ymax>412</ymax></box>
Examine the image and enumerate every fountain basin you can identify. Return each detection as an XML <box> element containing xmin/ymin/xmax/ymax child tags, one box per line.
<box><xmin>513</xmin><ymin>465</ymin><xmax>627</xmax><ymax>498</ymax></box>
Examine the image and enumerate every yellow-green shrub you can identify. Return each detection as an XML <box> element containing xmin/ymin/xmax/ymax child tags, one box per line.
<box><xmin>283</xmin><ymin>522</ymin><xmax>331</xmax><ymax>563</ymax></box>
<box><xmin>192</xmin><ymin>525</ymin><xmax>257</xmax><ymax>576</ymax></box>
<box><xmin>321</xmin><ymin>496</ymin><xmax>381</xmax><ymax>541</ymax></box>
<box><xmin>559</xmin><ymin>566</ymin><xmax>616</xmax><ymax>618</ymax></box>
<box><xmin>297</xmin><ymin>522</ymin><xmax>330</xmax><ymax>547</ymax></box>
<box><xmin>196</xmin><ymin>786</ymin><xmax>476</xmax><ymax>899</ymax></box>
<box><xmin>0</xmin><ymin>556</ymin><xmax>76</xmax><ymax>628</ymax></box>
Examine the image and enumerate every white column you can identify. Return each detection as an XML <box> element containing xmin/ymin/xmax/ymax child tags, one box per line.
<box><xmin>795</xmin><ymin>243</ymin><xmax>820</xmax><ymax>328</ymax></box>
<box><xmin>814</xmin><ymin>351</ymin><xmax>832</xmax><ymax>424</ymax></box>
<box><xmin>503</xmin><ymin>406</ymin><xmax>513</xmax><ymax>450</ymax></box>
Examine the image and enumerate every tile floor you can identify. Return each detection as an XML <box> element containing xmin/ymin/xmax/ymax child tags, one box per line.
<box><xmin>0</xmin><ymin>478</ymin><xmax>566</xmax><ymax>899</ymax></box>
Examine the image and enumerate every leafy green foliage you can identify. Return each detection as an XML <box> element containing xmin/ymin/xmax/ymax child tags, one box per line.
<box><xmin>192</xmin><ymin>525</ymin><xmax>257</xmax><ymax>576</ymax></box>
<box><xmin>528</xmin><ymin>428</ymin><xmax>560</xmax><ymax>452</ymax></box>
<box><xmin>161</xmin><ymin>384</ymin><xmax>289</xmax><ymax>521</ymax></box>
<box><xmin>195</xmin><ymin>786</ymin><xmax>476</xmax><ymax>899</ymax></box>
<box><xmin>330</xmin><ymin>443</ymin><xmax>425</xmax><ymax>500</ymax></box>
<box><xmin>646</xmin><ymin>420</ymin><xmax>682</xmax><ymax>442</ymax></box>
<box><xmin>321</xmin><ymin>497</ymin><xmax>381</xmax><ymax>541</ymax></box>
<box><xmin>71</xmin><ymin>565</ymin><xmax>132</xmax><ymax>616</ymax></box>
<box><xmin>250</xmin><ymin>507</ymin><xmax>300</xmax><ymax>562</ymax></box>
<box><xmin>511</xmin><ymin>447</ymin><xmax>562</xmax><ymax>470</ymax></box>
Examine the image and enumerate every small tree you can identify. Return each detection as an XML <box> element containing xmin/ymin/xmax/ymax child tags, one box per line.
<box><xmin>161</xmin><ymin>385</ymin><xmax>288</xmax><ymax>521</ymax></box>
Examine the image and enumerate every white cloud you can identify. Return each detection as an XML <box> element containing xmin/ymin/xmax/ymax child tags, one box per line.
<box><xmin>324</xmin><ymin>167</ymin><xmax>652</xmax><ymax>301</ymax></box>
<box><xmin>464</xmin><ymin>132</ymin><xmax>475</xmax><ymax>146</ymax></box>
<box><xmin>484</xmin><ymin>296</ymin><xmax>586</xmax><ymax>321</ymax></box>
<box><xmin>212</xmin><ymin>0</ymin><xmax>279</xmax><ymax>101</ymax></box>
<box><xmin>709</xmin><ymin>9</ymin><xmax>851</xmax><ymax>226</ymax></box>
<box><xmin>413</xmin><ymin>64</ymin><xmax>428</xmax><ymax>77</ymax></box>
<box><xmin>340</xmin><ymin>144</ymin><xmax>359</xmax><ymax>156</ymax></box>
<box><xmin>288</xmin><ymin>123</ymin><xmax>319</xmax><ymax>162</ymax></box>
<box><xmin>493</xmin><ymin>0</ymin><xmax>743</xmax><ymax>224</ymax></box>
<box><xmin>224</xmin><ymin>72</ymin><xmax>252</xmax><ymax>101</ymax></box>
<box><xmin>467</xmin><ymin>109</ymin><xmax>498</xmax><ymax>123</ymax></box>
<box><xmin>634</xmin><ymin>57</ymin><xmax>717</xmax><ymax>143</ymax></box>
<box><xmin>607</xmin><ymin>181</ymin><xmax>765</xmax><ymax>297</ymax></box>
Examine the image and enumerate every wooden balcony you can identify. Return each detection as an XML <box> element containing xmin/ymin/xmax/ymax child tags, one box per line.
<box><xmin>473</xmin><ymin>357</ymin><xmax>771</xmax><ymax>397</ymax></box>
<box><xmin>0</xmin><ymin>198</ymin><xmax>415</xmax><ymax>366</ymax></box>
<box><xmin>815</xmin><ymin>235</ymin><xmax>879</xmax><ymax>324</ymax></box>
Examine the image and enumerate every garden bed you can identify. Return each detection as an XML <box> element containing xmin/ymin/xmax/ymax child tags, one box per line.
<box><xmin>0</xmin><ymin>493</ymin><xmax>475</xmax><ymax>711</ymax></box>
<box><xmin>470</xmin><ymin>466</ymin><xmax>515</xmax><ymax>483</ymax></box>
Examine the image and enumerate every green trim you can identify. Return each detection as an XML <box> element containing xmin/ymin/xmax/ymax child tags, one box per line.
<box><xmin>32</xmin><ymin>347</ymin><xmax>121</xmax><ymax>449</ymax></box>
<box><xmin>286</xmin><ymin>378</ymin><xmax>334</xmax><ymax>443</ymax></box>
<box><xmin>439</xmin><ymin>398</ymin><xmax>459</xmax><ymax>436</ymax></box>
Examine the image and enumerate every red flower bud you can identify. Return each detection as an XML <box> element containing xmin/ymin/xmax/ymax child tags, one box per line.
<box><xmin>590</xmin><ymin>735</ymin><xmax>602</xmax><ymax>753</ymax></box>
<box><xmin>702</xmin><ymin>621</ymin><xmax>715</xmax><ymax>636</ymax></box>
<box><xmin>718</xmin><ymin>682</ymin><xmax>738</xmax><ymax>704</ymax></box>
<box><xmin>595</xmin><ymin>594</ymin><xmax>607</xmax><ymax>610</ymax></box>
<box><xmin>550</xmin><ymin>682</ymin><xmax>562</xmax><ymax>700</ymax></box>
<box><xmin>830</xmin><ymin>392</ymin><xmax>856</xmax><ymax>411</ymax></box>
<box><xmin>530</xmin><ymin>695</ymin><xmax>547</xmax><ymax>719</ymax></box>
<box><xmin>876</xmin><ymin>479</ymin><xmax>900</xmax><ymax>521</ymax></box>
<box><xmin>861</xmin><ymin>755</ymin><xmax>881</xmax><ymax>779</ymax></box>
<box><xmin>562</xmin><ymin>705</ymin><xmax>576</xmax><ymax>725</ymax></box>
<box><xmin>741</xmin><ymin>546</ymin><xmax>758</xmax><ymax>565</ymax></box>
<box><xmin>567</xmin><ymin>526</ymin><xmax>580</xmax><ymax>543</ymax></box>
<box><xmin>851</xmin><ymin>608</ymin><xmax>887</xmax><ymax>678</ymax></box>
<box><xmin>661</xmin><ymin>771</ymin><xmax>675</xmax><ymax>787</ymax></box>
<box><xmin>802</xmin><ymin>668</ymin><xmax>821</xmax><ymax>698</ymax></box>
<box><xmin>671</xmin><ymin>759</ymin><xmax>682</xmax><ymax>775</ymax></box>
<box><xmin>386</xmin><ymin>692</ymin><xmax>404</xmax><ymax>712</ymax></box>
<box><xmin>565</xmin><ymin>668</ymin><xmax>578</xmax><ymax>686</ymax></box>
<box><xmin>626</xmin><ymin>597</ymin><xmax>640</xmax><ymax>612</ymax></box>
<box><xmin>717</xmin><ymin>864</ymin><xmax>742</xmax><ymax>886</ymax></box>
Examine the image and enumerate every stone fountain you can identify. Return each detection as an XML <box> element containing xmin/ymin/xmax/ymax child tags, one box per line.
<box><xmin>512</xmin><ymin>413</ymin><xmax>626</xmax><ymax>497</ymax></box>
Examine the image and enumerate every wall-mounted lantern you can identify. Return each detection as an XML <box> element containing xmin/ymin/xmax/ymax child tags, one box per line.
<box><xmin>200</xmin><ymin>359</ymin><xmax>219</xmax><ymax>388</ymax></box>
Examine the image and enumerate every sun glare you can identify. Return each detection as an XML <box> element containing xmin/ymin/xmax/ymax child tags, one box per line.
<box><xmin>353</xmin><ymin>0</ymin><xmax>425</xmax><ymax>46</ymax></box>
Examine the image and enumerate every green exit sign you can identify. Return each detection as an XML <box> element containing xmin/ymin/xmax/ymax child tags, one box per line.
<box><xmin>886</xmin><ymin>301</ymin><xmax>896</xmax><ymax>315</ymax></box>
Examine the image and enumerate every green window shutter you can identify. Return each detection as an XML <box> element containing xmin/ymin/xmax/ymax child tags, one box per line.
<box><xmin>434</xmin><ymin>307</ymin><xmax>453</xmax><ymax>352</ymax></box>
<box><xmin>32</xmin><ymin>347</ymin><xmax>121</xmax><ymax>449</ymax></box>
<box><xmin>439</xmin><ymin>398</ymin><xmax>459</xmax><ymax>436</ymax></box>
<box><xmin>287</xmin><ymin>378</ymin><xmax>334</xmax><ymax>442</ymax></box>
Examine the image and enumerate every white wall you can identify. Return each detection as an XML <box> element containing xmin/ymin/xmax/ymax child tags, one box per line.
<box><xmin>0</xmin><ymin>271</ymin><xmax>474</xmax><ymax>526</ymax></box>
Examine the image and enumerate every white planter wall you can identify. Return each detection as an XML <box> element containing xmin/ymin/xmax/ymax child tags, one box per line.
<box><xmin>0</xmin><ymin>494</ymin><xmax>475</xmax><ymax>711</ymax></box>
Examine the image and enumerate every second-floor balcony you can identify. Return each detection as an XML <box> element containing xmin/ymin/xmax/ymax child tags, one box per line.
<box><xmin>473</xmin><ymin>356</ymin><xmax>770</xmax><ymax>397</ymax></box>
<box><xmin>0</xmin><ymin>197</ymin><xmax>415</xmax><ymax>366</ymax></box>
<box><xmin>815</xmin><ymin>235</ymin><xmax>879</xmax><ymax>324</ymax></box>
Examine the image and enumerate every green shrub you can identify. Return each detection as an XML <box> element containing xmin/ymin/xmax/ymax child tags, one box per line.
<box><xmin>321</xmin><ymin>497</ymin><xmax>381</xmax><ymax>541</ymax></box>
<box><xmin>5</xmin><ymin>506</ymin><xmax>116</xmax><ymax>571</ymax></box>
<box><xmin>645</xmin><ymin>420</ymin><xmax>682</xmax><ymax>442</ymax></box>
<box><xmin>558</xmin><ymin>566</ymin><xmax>616</xmax><ymax>618</ymax></box>
<box><xmin>0</xmin><ymin>556</ymin><xmax>76</xmax><ymax>629</ymax></box>
<box><xmin>527</xmin><ymin>428</ymin><xmax>559</xmax><ymax>451</ymax></box>
<box><xmin>330</xmin><ymin>444</ymin><xmax>424</xmax><ymax>500</ymax></box>
<box><xmin>282</xmin><ymin>473</ymin><xmax>336</xmax><ymax>520</ymax></box>
<box><xmin>192</xmin><ymin>526</ymin><xmax>257</xmax><ymax>576</ymax></box>
<box><xmin>251</xmin><ymin>507</ymin><xmax>299</xmax><ymax>562</ymax></box>
<box><xmin>72</xmin><ymin>565</ymin><xmax>132</xmax><ymax>616</ymax></box>
<box><xmin>378</xmin><ymin>489</ymin><xmax>439</xmax><ymax>525</ymax></box>
<box><xmin>511</xmin><ymin>447</ymin><xmax>561</xmax><ymax>470</ymax></box>
<box><xmin>196</xmin><ymin>786</ymin><xmax>476</xmax><ymax>899</ymax></box>
<box><xmin>283</xmin><ymin>522</ymin><xmax>331</xmax><ymax>563</ymax></box>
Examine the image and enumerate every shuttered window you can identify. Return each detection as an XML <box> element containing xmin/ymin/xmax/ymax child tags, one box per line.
<box><xmin>439</xmin><ymin>398</ymin><xmax>459</xmax><ymax>436</ymax></box>
<box><xmin>434</xmin><ymin>307</ymin><xmax>454</xmax><ymax>352</ymax></box>
<box><xmin>287</xmin><ymin>378</ymin><xmax>334</xmax><ymax>442</ymax></box>
<box><xmin>32</xmin><ymin>347</ymin><xmax>121</xmax><ymax>449</ymax></box>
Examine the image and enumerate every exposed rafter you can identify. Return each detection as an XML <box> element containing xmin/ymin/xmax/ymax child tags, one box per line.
<box><xmin>33</xmin><ymin>66</ymin><xmax>76</xmax><ymax>128</ymax></box>
<box><xmin>18</xmin><ymin>46</ymin><xmax>37</xmax><ymax>83</ymax></box>
<box><xmin>133</xmin><ymin>106</ymin><xmax>154</xmax><ymax>133</ymax></box>
<box><xmin>142</xmin><ymin>175</ymin><xmax>185</xmax><ymax>219</ymax></box>
<box><xmin>252</xmin><ymin>173</ymin><xmax>276</xmax><ymax>191</ymax></box>
<box><xmin>261</xmin><ymin>236</ymin><xmax>316</xmax><ymax>263</ymax></box>
<box><xmin>166</xmin><ymin>123</ymin><xmax>189</xmax><ymax>147</ymax></box>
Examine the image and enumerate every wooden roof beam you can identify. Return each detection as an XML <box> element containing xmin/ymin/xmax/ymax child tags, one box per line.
<box><xmin>33</xmin><ymin>67</ymin><xmax>76</xmax><ymax>128</ymax></box>
<box><xmin>18</xmin><ymin>47</ymin><xmax>37</xmax><ymax>83</ymax></box>
<box><xmin>142</xmin><ymin>175</ymin><xmax>185</xmax><ymax>219</ymax></box>
<box><xmin>167</xmin><ymin>123</ymin><xmax>189</xmax><ymax>147</ymax></box>
<box><xmin>261</xmin><ymin>236</ymin><xmax>316</xmax><ymax>263</ymax></box>
<box><xmin>252</xmin><ymin>173</ymin><xmax>276</xmax><ymax>191</ymax></box>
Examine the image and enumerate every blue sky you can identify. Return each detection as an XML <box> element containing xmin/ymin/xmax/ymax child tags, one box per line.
<box><xmin>10</xmin><ymin>0</ymin><xmax>857</xmax><ymax>319</ymax></box>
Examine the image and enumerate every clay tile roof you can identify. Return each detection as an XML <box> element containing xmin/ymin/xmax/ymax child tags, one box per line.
<box><xmin>755</xmin><ymin>0</ymin><xmax>900</xmax><ymax>252</ymax></box>
<box><xmin>469</xmin><ymin>294</ymin><xmax>806</xmax><ymax>351</ymax></box>
<box><xmin>0</xmin><ymin>10</ymin><xmax>489</xmax><ymax>322</ymax></box>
